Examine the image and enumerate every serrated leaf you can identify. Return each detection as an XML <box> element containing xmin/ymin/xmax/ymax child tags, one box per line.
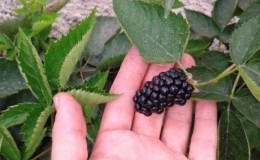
<box><xmin>213</xmin><ymin>0</ymin><xmax>238</xmax><ymax>30</ymax></box>
<box><xmin>83</xmin><ymin>16</ymin><xmax>121</xmax><ymax>57</ymax></box>
<box><xmin>114</xmin><ymin>0</ymin><xmax>189</xmax><ymax>63</ymax></box>
<box><xmin>218</xmin><ymin>111</ymin><xmax>250</xmax><ymax>160</ymax></box>
<box><xmin>185</xmin><ymin>39</ymin><xmax>210</xmax><ymax>57</ymax></box>
<box><xmin>0</xmin><ymin>126</ymin><xmax>20</xmax><ymax>160</ymax></box>
<box><xmin>188</xmin><ymin>67</ymin><xmax>232</xmax><ymax>101</ymax></box>
<box><xmin>0</xmin><ymin>33</ymin><xmax>13</xmax><ymax>51</ymax></box>
<box><xmin>185</xmin><ymin>9</ymin><xmax>220</xmax><ymax>38</ymax></box>
<box><xmin>239</xmin><ymin>2</ymin><xmax>260</xmax><ymax>24</ymax></box>
<box><xmin>233</xmin><ymin>88</ymin><xmax>260</xmax><ymax>128</ymax></box>
<box><xmin>21</xmin><ymin>105</ymin><xmax>54</xmax><ymax>160</ymax></box>
<box><xmin>199</xmin><ymin>51</ymin><xmax>231</xmax><ymax>71</ymax></box>
<box><xmin>87</xmin><ymin>113</ymin><xmax>101</xmax><ymax>143</ymax></box>
<box><xmin>0</xmin><ymin>59</ymin><xmax>27</xmax><ymax>98</ymax></box>
<box><xmin>238</xmin><ymin>60</ymin><xmax>260</xmax><ymax>101</ymax></box>
<box><xmin>32</xmin><ymin>13</ymin><xmax>57</xmax><ymax>34</ymax></box>
<box><xmin>17</xmin><ymin>29</ymin><xmax>52</xmax><ymax>104</ymax></box>
<box><xmin>68</xmin><ymin>87</ymin><xmax>118</xmax><ymax>106</ymax></box>
<box><xmin>45</xmin><ymin>9</ymin><xmax>96</xmax><ymax>90</ymax></box>
<box><xmin>230</xmin><ymin>15</ymin><xmax>260</xmax><ymax>65</ymax></box>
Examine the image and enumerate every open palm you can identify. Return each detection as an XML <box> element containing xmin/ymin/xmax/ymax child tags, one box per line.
<box><xmin>52</xmin><ymin>47</ymin><xmax>217</xmax><ymax>160</ymax></box>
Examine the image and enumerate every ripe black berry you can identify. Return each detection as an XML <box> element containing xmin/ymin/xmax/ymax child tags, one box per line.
<box><xmin>133</xmin><ymin>68</ymin><xmax>194</xmax><ymax>116</ymax></box>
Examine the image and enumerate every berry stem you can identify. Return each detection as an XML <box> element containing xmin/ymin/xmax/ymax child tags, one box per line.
<box><xmin>194</xmin><ymin>64</ymin><xmax>237</xmax><ymax>87</ymax></box>
<box><xmin>176</xmin><ymin>61</ymin><xmax>190</xmax><ymax>77</ymax></box>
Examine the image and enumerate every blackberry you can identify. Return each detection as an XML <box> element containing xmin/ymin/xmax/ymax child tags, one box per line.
<box><xmin>133</xmin><ymin>68</ymin><xmax>194</xmax><ymax>116</ymax></box>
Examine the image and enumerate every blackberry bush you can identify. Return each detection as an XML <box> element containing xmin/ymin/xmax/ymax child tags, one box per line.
<box><xmin>133</xmin><ymin>68</ymin><xmax>194</xmax><ymax>116</ymax></box>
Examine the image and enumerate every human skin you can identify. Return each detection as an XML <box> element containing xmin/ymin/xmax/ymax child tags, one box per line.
<box><xmin>51</xmin><ymin>47</ymin><xmax>217</xmax><ymax>160</ymax></box>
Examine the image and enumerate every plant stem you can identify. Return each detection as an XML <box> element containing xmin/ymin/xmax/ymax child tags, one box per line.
<box><xmin>31</xmin><ymin>147</ymin><xmax>51</xmax><ymax>160</ymax></box>
<box><xmin>227</xmin><ymin>73</ymin><xmax>240</xmax><ymax>112</ymax></box>
<box><xmin>194</xmin><ymin>64</ymin><xmax>237</xmax><ymax>87</ymax></box>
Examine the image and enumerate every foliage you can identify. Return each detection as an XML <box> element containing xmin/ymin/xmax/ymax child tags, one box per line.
<box><xmin>0</xmin><ymin>0</ymin><xmax>260</xmax><ymax>159</ymax></box>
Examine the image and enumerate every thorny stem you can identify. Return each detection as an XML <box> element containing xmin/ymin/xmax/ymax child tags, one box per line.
<box><xmin>194</xmin><ymin>64</ymin><xmax>237</xmax><ymax>87</ymax></box>
<box><xmin>227</xmin><ymin>73</ymin><xmax>240</xmax><ymax>112</ymax></box>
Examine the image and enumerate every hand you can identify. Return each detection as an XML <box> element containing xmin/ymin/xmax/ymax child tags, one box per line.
<box><xmin>51</xmin><ymin>47</ymin><xmax>217</xmax><ymax>160</ymax></box>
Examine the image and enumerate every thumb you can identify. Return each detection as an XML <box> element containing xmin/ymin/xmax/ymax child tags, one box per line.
<box><xmin>51</xmin><ymin>92</ymin><xmax>88</xmax><ymax>160</ymax></box>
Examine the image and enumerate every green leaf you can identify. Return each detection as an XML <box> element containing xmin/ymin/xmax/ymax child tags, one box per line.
<box><xmin>114</xmin><ymin>0</ymin><xmax>190</xmax><ymax>63</ymax></box>
<box><xmin>163</xmin><ymin>0</ymin><xmax>175</xmax><ymax>18</ymax></box>
<box><xmin>21</xmin><ymin>105</ymin><xmax>54</xmax><ymax>160</ymax></box>
<box><xmin>188</xmin><ymin>67</ymin><xmax>232</xmax><ymax>101</ymax></box>
<box><xmin>238</xmin><ymin>60</ymin><xmax>260</xmax><ymax>101</ymax></box>
<box><xmin>32</xmin><ymin>13</ymin><xmax>57</xmax><ymax>34</ymax></box>
<box><xmin>83</xmin><ymin>16</ymin><xmax>121</xmax><ymax>57</ymax></box>
<box><xmin>218</xmin><ymin>111</ymin><xmax>250</xmax><ymax>160</ymax></box>
<box><xmin>233</xmin><ymin>89</ymin><xmax>260</xmax><ymax>128</ymax></box>
<box><xmin>97</xmin><ymin>33</ymin><xmax>131</xmax><ymax>70</ymax></box>
<box><xmin>238</xmin><ymin>113</ymin><xmax>260</xmax><ymax>149</ymax></box>
<box><xmin>45</xmin><ymin>9</ymin><xmax>96</xmax><ymax>90</ymax></box>
<box><xmin>97</xmin><ymin>54</ymin><xmax>125</xmax><ymax>71</ymax></box>
<box><xmin>219</xmin><ymin>24</ymin><xmax>236</xmax><ymax>43</ymax></box>
<box><xmin>213</xmin><ymin>0</ymin><xmax>239</xmax><ymax>30</ymax></box>
<box><xmin>0</xmin><ymin>126</ymin><xmax>21</xmax><ymax>160</ymax></box>
<box><xmin>68</xmin><ymin>87</ymin><xmax>118</xmax><ymax>106</ymax></box>
<box><xmin>0</xmin><ymin>33</ymin><xmax>14</xmax><ymax>51</ymax></box>
<box><xmin>84</xmin><ymin>71</ymin><xmax>109</xmax><ymax>89</ymax></box>
<box><xmin>185</xmin><ymin>39</ymin><xmax>210</xmax><ymax>57</ymax></box>
<box><xmin>0</xmin><ymin>104</ymin><xmax>38</xmax><ymax>128</ymax></box>
<box><xmin>199</xmin><ymin>51</ymin><xmax>231</xmax><ymax>71</ymax></box>
<box><xmin>17</xmin><ymin>29</ymin><xmax>52</xmax><ymax>104</ymax></box>
<box><xmin>239</xmin><ymin>0</ymin><xmax>260</xmax><ymax>10</ymax></box>
<box><xmin>239</xmin><ymin>2</ymin><xmax>260</xmax><ymax>24</ymax></box>
<box><xmin>230</xmin><ymin>15</ymin><xmax>260</xmax><ymax>65</ymax></box>
<box><xmin>87</xmin><ymin>113</ymin><xmax>101</xmax><ymax>143</ymax></box>
<box><xmin>0</xmin><ymin>59</ymin><xmax>27</xmax><ymax>98</ymax></box>
<box><xmin>185</xmin><ymin>9</ymin><xmax>220</xmax><ymax>38</ymax></box>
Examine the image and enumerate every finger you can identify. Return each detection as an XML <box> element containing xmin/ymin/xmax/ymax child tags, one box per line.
<box><xmin>161</xmin><ymin>54</ymin><xmax>195</xmax><ymax>154</ymax></box>
<box><xmin>132</xmin><ymin>63</ymin><xmax>175</xmax><ymax>138</ymax></box>
<box><xmin>52</xmin><ymin>92</ymin><xmax>87</xmax><ymax>160</ymax></box>
<box><xmin>188</xmin><ymin>101</ymin><xmax>217</xmax><ymax>160</ymax></box>
<box><xmin>99</xmin><ymin>47</ymin><xmax>149</xmax><ymax>132</ymax></box>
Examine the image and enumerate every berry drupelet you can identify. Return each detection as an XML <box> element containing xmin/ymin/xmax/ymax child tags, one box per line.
<box><xmin>133</xmin><ymin>68</ymin><xmax>194</xmax><ymax>116</ymax></box>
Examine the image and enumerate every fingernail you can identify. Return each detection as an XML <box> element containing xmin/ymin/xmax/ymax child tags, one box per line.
<box><xmin>53</xmin><ymin>95</ymin><xmax>60</xmax><ymax>110</ymax></box>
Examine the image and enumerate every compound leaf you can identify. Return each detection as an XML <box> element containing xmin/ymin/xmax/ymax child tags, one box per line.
<box><xmin>238</xmin><ymin>60</ymin><xmax>260</xmax><ymax>101</ymax></box>
<box><xmin>114</xmin><ymin>0</ymin><xmax>189</xmax><ymax>63</ymax></box>
<box><xmin>233</xmin><ymin>89</ymin><xmax>260</xmax><ymax>128</ymax></box>
<box><xmin>185</xmin><ymin>9</ymin><xmax>220</xmax><ymax>38</ymax></box>
<box><xmin>0</xmin><ymin>126</ymin><xmax>20</xmax><ymax>160</ymax></box>
<box><xmin>68</xmin><ymin>87</ymin><xmax>118</xmax><ymax>106</ymax></box>
<box><xmin>230</xmin><ymin>15</ymin><xmax>260</xmax><ymax>65</ymax></box>
<box><xmin>84</xmin><ymin>70</ymin><xmax>109</xmax><ymax>89</ymax></box>
<box><xmin>213</xmin><ymin>0</ymin><xmax>239</xmax><ymax>30</ymax></box>
<box><xmin>17</xmin><ymin>29</ymin><xmax>52</xmax><ymax>104</ymax></box>
<box><xmin>218</xmin><ymin>111</ymin><xmax>250</xmax><ymax>160</ymax></box>
<box><xmin>45</xmin><ymin>9</ymin><xmax>96</xmax><ymax>90</ymax></box>
<box><xmin>0</xmin><ymin>59</ymin><xmax>27</xmax><ymax>98</ymax></box>
<box><xmin>185</xmin><ymin>39</ymin><xmax>210</xmax><ymax>57</ymax></box>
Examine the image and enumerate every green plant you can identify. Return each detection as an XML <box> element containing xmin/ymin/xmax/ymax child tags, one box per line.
<box><xmin>0</xmin><ymin>0</ymin><xmax>260</xmax><ymax>159</ymax></box>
